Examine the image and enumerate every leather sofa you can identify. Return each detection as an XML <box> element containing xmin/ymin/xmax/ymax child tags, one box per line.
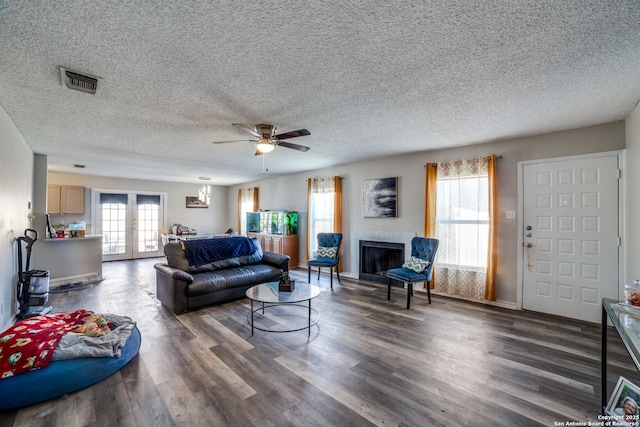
<box><xmin>154</xmin><ymin>237</ymin><xmax>289</xmax><ymax>313</ymax></box>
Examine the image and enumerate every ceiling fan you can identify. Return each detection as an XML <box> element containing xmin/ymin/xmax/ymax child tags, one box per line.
<box><xmin>212</xmin><ymin>123</ymin><xmax>311</xmax><ymax>155</ymax></box>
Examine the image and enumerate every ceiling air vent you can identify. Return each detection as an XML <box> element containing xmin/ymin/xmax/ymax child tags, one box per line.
<box><xmin>60</xmin><ymin>67</ymin><xmax>99</xmax><ymax>95</ymax></box>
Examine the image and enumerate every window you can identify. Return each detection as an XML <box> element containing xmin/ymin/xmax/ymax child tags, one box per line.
<box><xmin>307</xmin><ymin>176</ymin><xmax>342</xmax><ymax>258</ymax></box>
<box><xmin>238</xmin><ymin>187</ymin><xmax>258</xmax><ymax>235</ymax></box>
<box><xmin>434</xmin><ymin>157</ymin><xmax>490</xmax><ymax>300</ymax></box>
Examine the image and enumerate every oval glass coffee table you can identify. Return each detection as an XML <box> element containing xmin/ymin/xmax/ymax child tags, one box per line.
<box><xmin>245</xmin><ymin>282</ymin><xmax>322</xmax><ymax>336</ymax></box>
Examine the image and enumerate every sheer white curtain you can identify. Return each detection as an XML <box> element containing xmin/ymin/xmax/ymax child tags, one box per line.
<box><xmin>238</xmin><ymin>187</ymin><xmax>257</xmax><ymax>236</ymax></box>
<box><xmin>307</xmin><ymin>177</ymin><xmax>335</xmax><ymax>257</ymax></box>
<box><xmin>434</xmin><ymin>157</ymin><xmax>490</xmax><ymax>300</ymax></box>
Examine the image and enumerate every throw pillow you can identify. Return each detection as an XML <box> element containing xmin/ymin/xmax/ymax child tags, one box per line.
<box><xmin>402</xmin><ymin>256</ymin><xmax>430</xmax><ymax>273</ymax></box>
<box><xmin>317</xmin><ymin>246</ymin><xmax>338</xmax><ymax>258</ymax></box>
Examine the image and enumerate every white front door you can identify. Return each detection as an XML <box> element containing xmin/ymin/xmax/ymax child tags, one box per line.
<box><xmin>521</xmin><ymin>154</ymin><xmax>620</xmax><ymax>323</ymax></box>
<box><xmin>95</xmin><ymin>192</ymin><xmax>165</xmax><ymax>261</ymax></box>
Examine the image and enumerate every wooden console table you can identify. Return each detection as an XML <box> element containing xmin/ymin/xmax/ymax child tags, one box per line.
<box><xmin>246</xmin><ymin>233</ymin><xmax>298</xmax><ymax>268</ymax></box>
<box><xmin>601</xmin><ymin>298</ymin><xmax>640</xmax><ymax>409</ymax></box>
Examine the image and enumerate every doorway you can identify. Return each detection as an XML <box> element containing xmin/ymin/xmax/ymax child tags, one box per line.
<box><xmin>93</xmin><ymin>191</ymin><xmax>166</xmax><ymax>261</ymax></box>
<box><xmin>518</xmin><ymin>152</ymin><xmax>622</xmax><ymax>323</ymax></box>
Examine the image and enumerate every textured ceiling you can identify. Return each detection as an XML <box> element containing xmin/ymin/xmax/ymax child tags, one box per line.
<box><xmin>1</xmin><ymin>1</ymin><xmax>640</xmax><ymax>186</ymax></box>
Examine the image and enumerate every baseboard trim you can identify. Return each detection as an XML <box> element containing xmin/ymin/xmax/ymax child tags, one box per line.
<box><xmin>430</xmin><ymin>290</ymin><xmax>518</xmax><ymax>310</ymax></box>
<box><xmin>1</xmin><ymin>318</ymin><xmax>13</xmax><ymax>332</ymax></box>
<box><xmin>295</xmin><ymin>268</ymin><xmax>518</xmax><ymax>310</ymax></box>
<box><xmin>50</xmin><ymin>272</ymin><xmax>103</xmax><ymax>289</ymax></box>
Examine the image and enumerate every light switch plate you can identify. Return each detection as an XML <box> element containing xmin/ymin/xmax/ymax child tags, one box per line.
<box><xmin>506</xmin><ymin>210</ymin><xmax>516</xmax><ymax>219</ymax></box>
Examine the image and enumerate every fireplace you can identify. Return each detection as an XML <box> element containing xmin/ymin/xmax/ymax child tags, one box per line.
<box><xmin>359</xmin><ymin>240</ymin><xmax>405</xmax><ymax>284</ymax></box>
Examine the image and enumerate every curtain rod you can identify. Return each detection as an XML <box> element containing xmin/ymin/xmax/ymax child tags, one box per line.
<box><xmin>424</xmin><ymin>155</ymin><xmax>502</xmax><ymax>167</ymax></box>
<box><xmin>306</xmin><ymin>176</ymin><xmax>344</xmax><ymax>181</ymax></box>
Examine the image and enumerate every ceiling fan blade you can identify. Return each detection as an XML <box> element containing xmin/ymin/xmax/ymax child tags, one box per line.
<box><xmin>232</xmin><ymin>123</ymin><xmax>260</xmax><ymax>138</ymax></box>
<box><xmin>212</xmin><ymin>139</ymin><xmax>255</xmax><ymax>144</ymax></box>
<box><xmin>277</xmin><ymin>141</ymin><xmax>310</xmax><ymax>152</ymax></box>
<box><xmin>274</xmin><ymin>129</ymin><xmax>310</xmax><ymax>140</ymax></box>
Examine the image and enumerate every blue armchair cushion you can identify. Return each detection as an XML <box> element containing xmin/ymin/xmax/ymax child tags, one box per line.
<box><xmin>402</xmin><ymin>256</ymin><xmax>430</xmax><ymax>273</ymax></box>
<box><xmin>316</xmin><ymin>246</ymin><xmax>338</xmax><ymax>258</ymax></box>
<box><xmin>387</xmin><ymin>267</ymin><xmax>425</xmax><ymax>282</ymax></box>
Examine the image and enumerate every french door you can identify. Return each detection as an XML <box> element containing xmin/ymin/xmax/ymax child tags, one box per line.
<box><xmin>520</xmin><ymin>153</ymin><xmax>621</xmax><ymax>323</ymax></box>
<box><xmin>94</xmin><ymin>191</ymin><xmax>165</xmax><ymax>261</ymax></box>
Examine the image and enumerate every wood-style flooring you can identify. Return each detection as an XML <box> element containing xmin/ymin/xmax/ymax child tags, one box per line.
<box><xmin>0</xmin><ymin>258</ymin><xmax>637</xmax><ymax>427</ymax></box>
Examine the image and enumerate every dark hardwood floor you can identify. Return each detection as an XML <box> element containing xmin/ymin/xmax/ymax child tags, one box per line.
<box><xmin>0</xmin><ymin>258</ymin><xmax>636</xmax><ymax>427</ymax></box>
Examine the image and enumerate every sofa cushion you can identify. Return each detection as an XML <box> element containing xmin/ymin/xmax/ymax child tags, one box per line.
<box><xmin>236</xmin><ymin>242</ymin><xmax>264</xmax><ymax>267</ymax></box>
<box><xmin>187</xmin><ymin>264</ymin><xmax>282</xmax><ymax>297</ymax></box>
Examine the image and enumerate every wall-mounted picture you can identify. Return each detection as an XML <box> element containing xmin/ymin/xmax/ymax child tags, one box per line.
<box><xmin>363</xmin><ymin>177</ymin><xmax>397</xmax><ymax>218</ymax></box>
<box><xmin>606</xmin><ymin>376</ymin><xmax>640</xmax><ymax>423</ymax></box>
<box><xmin>186</xmin><ymin>196</ymin><xmax>208</xmax><ymax>208</ymax></box>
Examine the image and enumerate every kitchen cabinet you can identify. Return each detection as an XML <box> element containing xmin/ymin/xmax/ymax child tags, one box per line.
<box><xmin>47</xmin><ymin>185</ymin><xmax>60</xmax><ymax>214</ymax></box>
<box><xmin>47</xmin><ymin>185</ymin><xmax>84</xmax><ymax>214</ymax></box>
<box><xmin>247</xmin><ymin>233</ymin><xmax>298</xmax><ymax>268</ymax></box>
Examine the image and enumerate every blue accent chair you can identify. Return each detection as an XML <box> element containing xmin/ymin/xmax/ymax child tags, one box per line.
<box><xmin>386</xmin><ymin>237</ymin><xmax>439</xmax><ymax>309</ymax></box>
<box><xmin>308</xmin><ymin>233</ymin><xmax>343</xmax><ymax>289</ymax></box>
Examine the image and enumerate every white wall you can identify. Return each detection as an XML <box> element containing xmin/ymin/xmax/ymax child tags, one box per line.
<box><xmin>229</xmin><ymin>121</ymin><xmax>626</xmax><ymax>306</ymax></box>
<box><xmin>48</xmin><ymin>172</ymin><xmax>230</xmax><ymax>235</ymax></box>
<box><xmin>626</xmin><ymin>102</ymin><xmax>640</xmax><ymax>284</ymax></box>
<box><xmin>0</xmin><ymin>104</ymin><xmax>34</xmax><ymax>330</ymax></box>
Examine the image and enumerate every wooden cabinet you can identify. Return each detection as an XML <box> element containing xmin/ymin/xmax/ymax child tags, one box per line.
<box><xmin>61</xmin><ymin>186</ymin><xmax>84</xmax><ymax>213</ymax></box>
<box><xmin>47</xmin><ymin>185</ymin><xmax>84</xmax><ymax>214</ymax></box>
<box><xmin>277</xmin><ymin>235</ymin><xmax>298</xmax><ymax>267</ymax></box>
<box><xmin>47</xmin><ymin>185</ymin><xmax>61</xmax><ymax>215</ymax></box>
<box><xmin>247</xmin><ymin>233</ymin><xmax>298</xmax><ymax>268</ymax></box>
<box><xmin>270</xmin><ymin>235</ymin><xmax>284</xmax><ymax>254</ymax></box>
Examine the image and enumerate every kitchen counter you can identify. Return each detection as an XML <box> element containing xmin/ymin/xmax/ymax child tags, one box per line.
<box><xmin>34</xmin><ymin>235</ymin><xmax>103</xmax><ymax>288</ymax></box>
<box><xmin>41</xmin><ymin>234</ymin><xmax>102</xmax><ymax>242</ymax></box>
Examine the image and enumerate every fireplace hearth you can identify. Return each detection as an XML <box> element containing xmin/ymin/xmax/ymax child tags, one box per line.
<box><xmin>359</xmin><ymin>240</ymin><xmax>405</xmax><ymax>284</ymax></box>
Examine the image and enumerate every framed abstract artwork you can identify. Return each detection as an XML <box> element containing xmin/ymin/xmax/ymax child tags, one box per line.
<box><xmin>363</xmin><ymin>177</ymin><xmax>397</xmax><ymax>218</ymax></box>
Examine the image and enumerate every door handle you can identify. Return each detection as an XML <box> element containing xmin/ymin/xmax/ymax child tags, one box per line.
<box><xmin>525</xmin><ymin>242</ymin><xmax>533</xmax><ymax>270</ymax></box>
<box><xmin>526</xmin><ymin>233</ymin><xmax>532</xmax><ymax>237</ymax></box>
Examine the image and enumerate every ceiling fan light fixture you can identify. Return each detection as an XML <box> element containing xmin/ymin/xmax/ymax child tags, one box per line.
<box><xmin>256</xmin><ymin>140</ymin><xmax>275</xmax><ymax>153</ymax></box>
<box><xmin>213</xmin><ymin>123</ymin><xmax>310</xmax><ymax>154</ymax></box>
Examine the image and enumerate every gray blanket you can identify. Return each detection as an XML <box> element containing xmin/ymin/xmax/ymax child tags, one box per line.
<box><xmin>52</xmin><ymin>313</ymin><xmax>136</xmax><ymax>360</ymax></box>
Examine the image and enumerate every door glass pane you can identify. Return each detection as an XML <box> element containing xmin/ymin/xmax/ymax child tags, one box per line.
<box><xmin>137</xmin><ymin>201</ymin><xmax>159</xmax><ymax>253</ymax></box>
<box><xmin>102</xmin><ymin>202</ymin><xmax>127</xmax><ymax>255</ymax></box>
